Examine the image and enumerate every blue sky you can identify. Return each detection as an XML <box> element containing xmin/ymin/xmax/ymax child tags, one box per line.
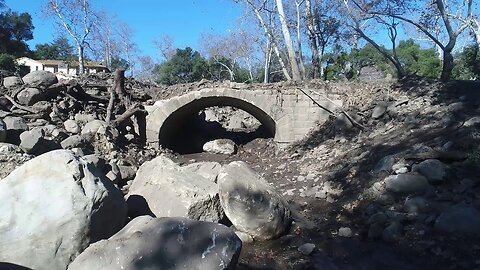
<box><xmin>4</xmin><ymin>0</ymin><xmax>243</xmax><ymax>59</ymax></box>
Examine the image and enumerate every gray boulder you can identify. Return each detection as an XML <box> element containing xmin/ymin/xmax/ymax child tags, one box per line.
<box><xmin>415</xmin><ymin>159</ymin><xmax>447</xmax><ymax>183</ymax></box>
<box><xmin>435</xmin><ymin>205</ymin><xmax>480</xmax><ymax>235</ymax></box>
<box><xmin>0</xmin><ymin>119</ymin><xmax>6</xmax><ymax>142</ymax></box>
<box><xmin>218</xmin><ymin>161</ymin><xmax>292</xmax><ymax>240</ymax></box>
<box><xmin>385</xmin><ymin>174</ymin><xmax>429</xmax><ymax>194</ymax></box>
<box><xmin>0</xmin><ymin>150</ymin><xmax>127</xmax><ymax>270</ymax></box>
<box><xmin>203</xmin><ymin>139</ymin><xmax>236</xmax><ymax>155</ymax></box>
<box><xmin>126</xmin><ymin>155</ymin><xmax>224</xmax><ymax>222</ymax></box>
<box><xmin>3</xmin><ymin>116</ymin><xmax>28</xmax><ymax>144</ymax></box>
<box><xmin>64</xmin><ymin>119</ymin><xmax>80</xmax><ymax>134</ymax></box>
<box><xmin>372</xmin><ymin>102</ymin><xmax>388</xmax><ymax>119</ymax></box>
<box><xmin>81</xmin><ymin>120</ymin><xmax>108</xmax><ymax>135</ymax></box>
<box><xmin>68</xmin><ymin>216</ymin><xmax>242</xmax><ymax>270</ymax></box>
<box><xmin>19</xmin><ymin>128</ymin><xmax>61</xmax><ymax>155</ymax></box>
<box><xmin>22</xmin><ymin>71</ymin><xmax>58</xmax><ymax>89</ymax></box>
<box><xmin>373</xmin><ymin>155</ymin><xmax>395</xmax><ymax>173</ymax></box>
<box><xmin>2</xmin><ymin>76</ymin><xmax>22</xmax><ymax>88</ymax></box>
<box><xmin>16</xmin><ymin>87</ymin><xmax>44</xmax><ymax>106</ymax></box>
<box><xmin>61</xmin><ymin>135</ymin><xmax>88</xmax><ymax>149</ymax></box>
<box><xmin>182</xmin><ymin>161</ymin><xmax>222</xmax><ymax>183</ymax></box>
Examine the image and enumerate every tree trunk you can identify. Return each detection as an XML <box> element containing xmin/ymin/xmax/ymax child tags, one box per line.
<box><xmin>305</xmin><ymin>0</ymin><xmax>321</xmax><ymax>79</ymax></box>
<box><xmin>276</xmin><ymin>0</ymin><xmax>302</xmax><ymax>81</ymax></box>
<box><xmin>440</xmin><ymin>50</ymin><xmax>454</xmax><ymax>81</ymax></box>
<box><xmin>249</xmin><ymin>3</ymin><xmax>291</xmax><ymax>80</ymax></box>
<box><xmin>295</xmin><ymin>0</ymin><xmax>306</xmax><ymax>79</ymax></box>
<box><xmin>264</xmin><ymin>41</ymin><xmax>272</xmax><ymax>83</ymax></box>
<box><xmin>77</xmin><ymin>45</ymin><xmax>85</xmax><ymax>74</ymax></box>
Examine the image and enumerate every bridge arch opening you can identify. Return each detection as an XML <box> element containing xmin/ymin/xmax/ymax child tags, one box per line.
<box><xmin>158</xmin><ymin>96</ymin><xmax>276</xmax><ymax>154</ymax></box>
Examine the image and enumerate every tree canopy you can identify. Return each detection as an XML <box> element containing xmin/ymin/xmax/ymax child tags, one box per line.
<box><xmin>154</xmin><ymin>47</ymin><xmax>208</xmax><ymax>85</ymax></box>
<box><xmin>34</xmin><ymin>36</ymin><xmax>75</xmax><ymax>60</ymax></box>
<box><xmin>0</xmin><ymin>9</ymin><xmax>34</xmax><ymax>56</ymax></box>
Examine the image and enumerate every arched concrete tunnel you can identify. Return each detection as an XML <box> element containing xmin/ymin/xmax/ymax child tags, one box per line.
<box><xmin>158</xmin><ymin>96</ymin><xmax>276</xmax><ymax>154</ymax></box>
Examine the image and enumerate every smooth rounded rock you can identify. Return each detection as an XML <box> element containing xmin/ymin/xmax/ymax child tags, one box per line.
<box><xmin>415</xmin><ymin>159</ymin><xmax>447</xmax><ymax>183</ymax></box>
<box><xmin>2</xmin><ymin>76</ymin><xmax>22</xmax><ymax>88</ymax></box>
<box><xmin>0</xmin><ymin>150</ymin><xmax>127</xmax><ymax>270</ymax></box>
<box><xmin>68</xmin><ymin>216</ymin><xmax>242</xmax><ymax>270</ymax></box>
<box><xmin>16</xmin><ymin>87</ymin><xmax>44</xmax><ymax>106</ymax></box>
<box><xmin>218</xmin><ymin>161</ymin><xmax>292</xmax><ymax>240</ymax></box>
<box><xmin>64</xmin><ymin>119</ymin><xmax>80</xmax><ymax>134</ymax></box>
<box><xmin>385</xmin><ymin>174</ymin><xmax>429</xmax><ymax>194</ymax></box>
<box><xmin>203</xmin><ymin>139</ymin><xmax>236</xmax><ymax>155</ymax></box>
<box><xmin>126</xmin><ymin>155</ymin><xmax>224</xmax><ymax>222</ymax></box>
<box><xmin>81</xmin><ymin>120</ymin><xmax>108</xmax><ymax>135</ymax></box>
<box><xmin>22</xmin><ymin>71</ymin><xmax>58</xmax><ymax>89</ymax></box>
<box><xmin>435</xmin><ymin>205</ymin><xmax>480</xmax><ymax>235</ymax></box>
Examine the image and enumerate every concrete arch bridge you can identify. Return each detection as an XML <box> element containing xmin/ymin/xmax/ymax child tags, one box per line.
<box><xmin>145</xmin><ymin>87</ymin><xmax>343</xmax><ymax>150</ymax></box>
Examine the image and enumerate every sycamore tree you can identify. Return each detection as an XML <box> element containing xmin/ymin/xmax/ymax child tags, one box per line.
<box><xmin>44</xmin><ymin>0</ymin><xmax>98</xmax><ymax>74</ymax></box>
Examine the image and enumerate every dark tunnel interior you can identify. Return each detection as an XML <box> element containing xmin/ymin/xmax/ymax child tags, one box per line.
<box><xmin>158</xmin><ymin>97</ymin><xmax>276</xmax><ymax>154</ymax></box>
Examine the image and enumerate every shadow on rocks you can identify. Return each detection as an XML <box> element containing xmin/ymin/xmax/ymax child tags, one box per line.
<box><xmin>0</xmin><ymin>263</ymin><xmax>33</xmax><ymax>270</ymax></box>
<box><xmin>126</xmin><ymin>194</ymin><xmax>156</xmax><ymax>220</ymax></box>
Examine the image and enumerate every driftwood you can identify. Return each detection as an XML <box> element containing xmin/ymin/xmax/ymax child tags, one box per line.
<box><xmin>67</xmin><ymin>83</ymin><xmax>109</xmax><ymax>104</ymax></box>
<box><xmin>3</xmin><ymin>95</ymin><xmax>39</xmax><ymax>114</ymax></box>
<box><xmin>106</xmin><ymin>69</ymin><xmax>147</xmax><ymax>144</ymax></box>
<box><xmin>112</xmin><ymin>104</ymin><xmax>146</xmax><ymax>128</ymax></box>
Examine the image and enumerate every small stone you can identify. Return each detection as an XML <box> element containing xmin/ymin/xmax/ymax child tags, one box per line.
<box><xmin>338</xmin><ymin>227</ymin><xmax>353</xmax><ymax>237</ymax></box>
<box><xmin>373</xmin><ymin>155</ymin><xmax>395</xmax><ymax>173</ymax></box>
<box><xmin>64</xmin><ymin>119</ymin><xmax>80</xmax><ymax>134</ymax></box>
<box><xmin>368</xmin><ymin>223</ymin><xmax>384</xmax><ymax>239</ymax></box>
<box><xmin>382</xmin><ymin>221</ymin><xmax>403</xmax><ymax>242</ymax></box>
<box><xmin>372</xmin><ymin>102</ymin><xmax>388</xmax><ymax>119</ymax></box>
<box><xmin>404</xmin><ymin>197</ymin><xmax>430</xmax><ymax>214</ymax></box>
<box><xmin>464</xmin><ymin>116</ymin><xmax>480</xmax><ymax>127</ymax></box>
<box><xmin>385</xmin><ymin>174</ymin><xmax>429</xmax><ymax>194</ymax></box>
<box><xmin>415</xmin><ymin>159</ymin><xmax>447</xmax><ymax>183</ymax></box>
<box><xmin>367</xmin><ymin>212</ymin><xmax>388</xmax><ymax>224</ymax></box>
<box><xmin>395</xmin><ymin>167</ymin><xmax>408</xmax><ymax>174</ymax></box>
<box><xmin>298</xmin><ymin>243</ymin><xmax>316</xmax><ymax>255</ymax></box>
<box><xmin>203</xmin><ymin>139</ymin><xmax>236</xmax><ymax>155</ymax></box>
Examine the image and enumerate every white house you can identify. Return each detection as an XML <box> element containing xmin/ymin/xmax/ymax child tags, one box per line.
<box><xmin>16</xmin><ymin>57</ymin><xmax>108</xmax><ymax>75</ymax></box>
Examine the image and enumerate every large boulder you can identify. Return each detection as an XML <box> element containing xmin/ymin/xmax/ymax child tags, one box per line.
<box><xmin>16</xmin><ymin>87</ymin><xmax>44</xmax><ymax>106</ymax></box>
<box><xmin>19</xmin><ymin>128</ymin><xmax>61</xmax><ymax>155</ymax></box>
<box><xmin>435</xmin><ymin>205</ymin><xmax>480</xmax><ymax>235</ymax></box>
<box><xmin>218</xmin><ymin>161</ymin><xmax>292</xmax><ymax>240</ymax></box>
<box><xmin>2</xmin><ymin>76</ymin><xmax>22</xmax><ymax>88</ymax></box>
<box><xmin>414</xmin><ymin>159</ymin><xmax>447</xmax><ymax>183</ymax></box>
<box><xmin>0</xmin><ymin>150</ymin><xmax>127</xmax><ymax>270</ymax></box>
<box><xmin>68</xmin><ymin>216</ymin><xmax>242</xmax><ymax>270</ymax></box>
<box><xmin>81</xmin><ymin>120</ymin><xmax>108</xmax><ymax>135</ymax></box>
<box><xmin>385</xmin><ymin>174</ymin><xmax>429</xmax><ymax>194</ymax></box>
<box><xmin>126</xmin><ymin>155</ymin><xmax>224</xmax><ymax>222</ymax></box>
<box><xmin>2</xmin><ymin>116</ymin><xmax>28</xmax><ymax>144</ymax></box>
<box><xmin>203</xmin><ymin>139</ymin><xmax>236</xmax><ymax>155</ymax></box>
<box><xmin>22</xmin><ymin>71</ymin><xmax>58</xmax><ymax>89</ymax></box>
<box><xmin>182</xmin><ymin>161</ymin><xmax>222</xmax><ymax>183</ymax></box>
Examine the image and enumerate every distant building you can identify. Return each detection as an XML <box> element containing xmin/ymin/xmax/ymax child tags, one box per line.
<box><xmin>16</xmin><ymin>57</ymin><xmax>108</xmax><ymax>75</ymax></box>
